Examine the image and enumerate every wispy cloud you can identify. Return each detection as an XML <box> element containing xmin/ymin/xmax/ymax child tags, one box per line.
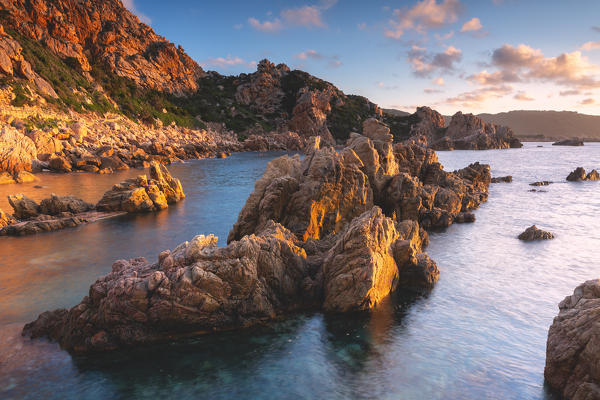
<box><xmin>513</xmin><ymin>91</ymin><xmax>534</xmax><ymax>101</ymax></box>
<box><xmin>445</xmin><ymin>84</ymin><xmax>513</xmax><ymax>107</ymax></box>
<box><xmin>384</xmin><ymin>0</ymin><xmax>462</xmax><ymax>39</ymax></box>
<box><xmin>460</xmin><ymin>17</ymin><xmax>482</xmax><ymax>32</ymax></box>
<box><xmin>432</xmin><ymin>77</ymin><xmax>445</xmax><ymax>86</ymax></box>
<box><xmin>559</xmin><ymin>89</ymin><xmax>581</xmax><ymax>96</ymax></box>
<box><xmin>593</xmin><ymin>26</ymin><xmax>600</xmax><ymax>33</ymax></box>
<box><xmin>122</xmin><ymin>0</ymin><xmax>151</xmax><ymax>25</ymax></box>
<box><xmin>580</xmin><ymin>98</ymin><xmax>595</xmax><ymax>105</ymax></box>
<box><xmin>580</xmin><ymin>41</ymin><xmax>600</xmax><ymax>51</ymax></box>
<box><xmin>294</xmin><ymin>50</ymin><xmax>342</xmax><ymax>68</ymax></box>
<box><xmin>200</xmin><ymin>56</ymin><xmax>257</xmax><ymax>69</ymax></box>
<box><xmin>249</xmin><ymin>0</ymin><xmax>337</xmax><ymax>33</ymax></box>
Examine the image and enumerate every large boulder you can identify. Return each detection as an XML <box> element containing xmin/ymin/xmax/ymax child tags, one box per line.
<box><xmin>567</xmin><ymin>167</ymin><xmax>600</xmax><ymax>182</ymax></box>
<box><xmin>25</xmin><ymin>130</ymin><xmax>63</xmax><ymax>161</ymax></box>
<box><xmin>553</xmin><ymin>138</ymin><xmax>584</xmax><ymax>146</ymax></box>
<box><xmin>0</xmin><ymin>127</ymin><xmax>37</xmax><ymax>174</ymax></box>
<box><xmin>545</xmin><ymin>280</ymin><xmax>600</xmax><ymax>399</ymax></box>
<box><xmin>97</xmin><ymin>162</ymin><xmax>184</xmax><ymax>213</ymax></box>
<box><xmin>39</xmin><ymin>194</ymin><xmax>94</xmax><ymax>215</ymax></box>
<box><xmin>518</xmin><ymin>225</ymin><xmax>554</xmax><ymax>241</ymax></box>
<box><xmin>0</xmin><ymin>208</ymin><xmax>15</xmax><ymax>227</ymax></box>
<box><xmin>7</xmin><ymin>193</ymin><xmax>39</xmax><ymax>219</ymax></box>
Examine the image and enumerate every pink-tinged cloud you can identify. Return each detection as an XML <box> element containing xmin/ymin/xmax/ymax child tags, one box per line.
<box><xmin>445</xmin><ymin>85</ymin><xmax>513</xmax><ymax>107</ymax></box>
<box><xmin>467</xmin><ymin>70</ymin><xmax>520</xmax><ymax>85</ymax></box>
<box><xmin>425</xmin><ymin>88</ymin><xmax>444</xmax><ymax>94</ymax></box>
<box><xmin>248</xmin><ymin>17</ymin><xmax>283</xmax><ymax>33</ymax></box>
<box><xmin>122</xmin><ymin>0</ymin><xmax>151</xmax><ymax>25</ymax></box>
<box><xmin>580</xmin><ymin>41</ymin><xmax>600</xmax><ymax>51</ymax></box>
<box><xmin>201</xmin><ymin>56</ymin><xmax>257</xmax><ymax>69</ymax></box>
<box><xmin>249</xmin><ymin>0</ymin><xmax>336</xmax><ymax>33</ymax></box>
<box><xmin>514</xmin><ymin>91</ymin><xmax>535</xmax><ymax>101</ymax></box>
<box><xmin>580</xmin><ymin>98</ymin><xmax>595</xmax><ymax>105</ymax></box>
<box><xmin>433</xmin><ymin>77</ymin><xmax>445</xmax><ymax>86</ymax></box>
<box><xmin>460</xmin><ymin>17</ymin><xmax>482</xmax><ymax>32</ymax></box>
<box><xmin>408</xmin><ymin>45</ymin><xmax>462</xmax><ymax>77</ymax></box>
<box><xmin>559</xmin><ymin>90</ymin><xmax>581</xmax><ymax>96</ymax></box>
<box><xmin>434</xmin><ymin>31</ymin><xmax>454</xmax><ymax>40</ymax></box>
<box><xmin>294</xmin><ymin>50</ymin><xmax>324</xmax><ymax>60</ymax></box>
<box><xmin>385</xmin><ymin>0</ymin><xmax>462</xmax><ymax>39</ymax></box>
<box><xmin>486</xmin><ymin>44</ymin><xmax>600</xmax><ymax>89</ymax></box>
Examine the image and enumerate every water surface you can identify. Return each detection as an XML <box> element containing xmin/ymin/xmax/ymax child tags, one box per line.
<box><xmin>1</xmin><ymin>143</ymin><xmax>599</xmax><ymax>399</ymax></box>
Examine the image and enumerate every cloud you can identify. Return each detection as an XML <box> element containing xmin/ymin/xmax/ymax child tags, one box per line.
<box><xmin>433</xmin><ymin>77</ymin><xmax>445</xmax><ymax>86</ymax></box>
<box><xmin>122</xmin><ymin>0</ymin><xmax>151</xmax><ymax>25</ymax></box>
<box><xmin>408</xmin><ymin>45</ymin><xmax>462</xmax><ymax>77</ymax></box>
<box><xmin>580</xmin><ymin>41</ymin><xmax>600</xmax><ymax>51</ymax></box>
<box><xmin>445</xmin><ymin>84</ymin><xmax>513</xmax><ymax>107</ymax></box>
<box><xmin>593</xmin><ymin>26</ymin><xmax>600</xmax><ymax>33</ymax></box>
<box><xmin>513</xmin><ymin>91</ymin><xmax>534</xmax><ymax>101</ymax></box>
<box><xmin>385</xmin><ymin>0</ymin><xmax>462</xmax><ymax>39</ymax></box>
<box><xmin>460</xmin><ymin>17</ymin><xmax>482</xmax><ymax>32</ymax></box>
<box><xmin>249</xmin><ymin>0</ymin><xmax>336</xmax><ymax>33</ymax></box>
<box><xmin>559</xmin><ymin>90</ymin><xmax>581</xmax><ymax>96</ymax></box>
<box><xmin>425</xmin><ymin>88</ymin><xmax>444</xmax><ymax>93</ymax></box>
<box><xmin>200</xmin><ymin>56</ymin><xmax>257</xmax><ymax>69</ymax></box>
<box><xmin>467</xmin><ymin>70</ymin><xmax>520</xmax><ymax>85</ymax></box>
<box><xmin>484</xmin><ymin>44</ymin><xmax>600</xmax><ymax>89</ymax></box>
<box><xmin>357</xmin><ymin>22</ymin><xmax>367</xmax><ymax>30</ymax></box>
<box><xmin>294</xmin><ymin>50</ymin><xmax>342</xmax><ymax>68</ymax></box>
<box><xmin>294</xmin><ymin>50</ymin><xmax>324</xmax><ymax>60</ymax></box>
<box><xmin>434</xmin><ymin>31</ymin><xmax>454</xmax><ymax>40</ymax></box>
<box><xmin>376</xmin><ymin>81</ymin><xmax>399</xmax><ymax>90</ymax></box>
<box><xmin>580</xmin><ymin>98</ymin><xmax>595</xmax><ymax>105</ymax></box>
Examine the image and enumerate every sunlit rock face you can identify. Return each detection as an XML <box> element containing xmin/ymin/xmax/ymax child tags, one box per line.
<box><xmin>545</xmin><ymin>280</ymin><xmax>600</xmax><ymax>399</ymax></box>
<box><xmin>23</xmin><ymin>132</ymin><xmax>490</xmax><ymax>353</ymax></box>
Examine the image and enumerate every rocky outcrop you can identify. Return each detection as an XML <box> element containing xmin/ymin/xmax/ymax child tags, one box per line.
<box><xmin>0</xmin><ymin>0</ymin><xmax>204</xmax><ymax>94</ymax></box>
<box><xmin>235</xmin><ymin>60</ymin><xmax>287</xmax><ymax>115</ymax></box>
<box><xmin>23</xmin><ymin>131</ymin><xmax>491</xmax><ymax>354</ymax></box>
<box><xmin>242</xmin><ymin>131</ymin><xmax>307</xmax><ymax>152</ymax></box>
<box><xmin>545</xmin><ymin>280</ymin><xmax>600</xmax><ymax>399</ymax></box>
<box><xmin>288</xmin><ymin>88</ymin><xmax>336</xmax><ymax>145</ymax></box>
<box><xmin>567</xmin><ymin>167</ymin><xmax>600</xmax><ymax>182</ymax></box>
<box><xmin>553</xmin><ymin>139</ymin><xmax>584</xmax><ymax>146</ymax></box>
<box><xmin>0</xmin><ymin>208</ymin><xmax>15</xmax><ymax>227</ymax></box>
<box><xmin>0</xmin><ymin>127</ymin><xmax>37</xmax><ymax>174</ymax></box>
<box><xmin>518</xmin><ymin>225</ymin><xmax>554</xmax><ymax>241</ymax></box>
<box><xmin>491</xmin><ymin>176</ymin><xmax>512</xmax><ymax>183</ymax></box>
<box><xmin>96</xmin><ymin>161</ymin><xmax>184</xmax><ymax>213</ymax></box>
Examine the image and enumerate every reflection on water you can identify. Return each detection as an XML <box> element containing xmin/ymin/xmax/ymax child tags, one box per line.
<box><xmin>1</xmin><ymin>144</ymin><xmax>599</xmax><ymax>399</ymax></box>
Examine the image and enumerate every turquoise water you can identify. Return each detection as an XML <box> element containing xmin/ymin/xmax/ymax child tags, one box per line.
<box><xmin>1</xmin><ymin>143</ymin><xmax>599</xmax><ymax>399</ymax></box>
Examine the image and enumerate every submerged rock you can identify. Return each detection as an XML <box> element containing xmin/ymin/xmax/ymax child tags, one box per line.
<box><xmin>567</xmin><ymin>167</ymin><xmax>599</xmax><ymax>182</ymax></box>
<box><xmin>23</xmin><ymin>132</ymin><xmax>491</xmax><ymax>354</ymax></box>
<box><xmin>530</xmin><ymin>181</ymin><xmax>552</xmax><ymax>186</ymax></box>
<box><xmin>518</xmin><ymin>225</ymin><xmax>554</xmax><ymax>241</ymax></box>
<box><xmin>545</xmin><ymin>280</ymin><xmax>600</xmax><ymax>399</ymax></box>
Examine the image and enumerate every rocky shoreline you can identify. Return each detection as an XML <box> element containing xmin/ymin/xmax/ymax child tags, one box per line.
<box><xmin>0</xmin><ymin>162</ymin><xmax>184</xmax><ymax>236</ymax></box>
<box><xmin>23</xmin><ymin>118</ymin><xmax>491</xmax><ymax>353</ymax></box>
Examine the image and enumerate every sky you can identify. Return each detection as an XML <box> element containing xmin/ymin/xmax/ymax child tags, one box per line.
<box><xmin>125</xmin><ymin>0</ymin><xmax>600</xmax><ymax>115</ymax></box>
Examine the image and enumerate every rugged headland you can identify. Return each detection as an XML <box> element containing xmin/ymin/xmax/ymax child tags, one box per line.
<box><xmin>0</xmin><ymin>0</ymin><xmax>521</xmax><ymax>184</ymax></box>
<box><xmin>23</xmin><ymin>120</ymin><xmax>491</xmax><ymax>353</ymax></box>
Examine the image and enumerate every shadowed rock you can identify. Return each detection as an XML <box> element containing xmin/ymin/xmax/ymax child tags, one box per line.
<box><xmin>545</xmin><ymin>280</ymin><xmax>600</xmax><ymax>399</ymax></box>
<box><xmin>567</xmin><ymin>167</ymin><xmax>599</xmax><ymax>182</ymax></box>
<box><xmin>491</xmin><ymin>176</ymin><xmax>512</xmax><ymax>183</ymax></box>
<box><xmin>518</xmin><ymin>225</ymin><xmax>554</xmax><ymax>241</ymax></box>
<box><xmin>552</xmin><ymin>138</ymin><xmax>584</xmax><ymax>146</ymax></box>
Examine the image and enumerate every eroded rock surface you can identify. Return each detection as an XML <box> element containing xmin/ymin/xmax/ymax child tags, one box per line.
<box><xmin>545</xmin><ymin>280</ymin><xmax>600</xmax><ymax>399</ymax></box>
<box><xmin>23</xmin><ymin>133</ymin><xmax>490</xmax><ymax>353</ymax></box>
<box><xmin>567</xmin><ymin>167</ymin><xmax>600</xmax><ymax>182</ymax></box>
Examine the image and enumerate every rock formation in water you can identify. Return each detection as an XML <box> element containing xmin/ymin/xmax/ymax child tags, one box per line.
<box><xmin>97</xmin><ymin>161</ymin><xmax>184</xmax><ymax>213</ymax></box>
<box><xmin>566</xmin><ymin>167</ymin><xmax>600</xmax><ymax>182</ymax></box>
<box><xmin>552</xmin><ymin>139</ymin><xmax>584</xmax><ymax>147</ymax></box>
<box><xmin>530</xmin><ymin>181</ymin><xmax>552</xmax><ymax>186</ymax></box>
<box><xmin>545</xmin><ymin>279</ymin><xmax>600</xmax><ymax>399</ymax></box>
<box><xmin>403</xmin><ymin>107</ymin><xmax>522</xmax><ymax>151</ymax></box>
<box><xmin>23</xmin><ymin>129</ymin><xmax>491</xmax><ymax>353</ymax></box>
<box><xmin>518</xmin><ymin>225</ymin><xmax>554</xmax><ymax>241</ymax></box>
<box><xmin>491</xmin><ymin>176</ymin><xmax>512</xmax><ymax>183</ymax></box>
<box><xmin>1</xmin><ymin>162</ymin><xmax>184</xmax><ymax>236</ymax></box>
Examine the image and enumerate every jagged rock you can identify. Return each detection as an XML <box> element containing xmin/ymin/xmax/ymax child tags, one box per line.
<box><xmin>14</xmin><ymin>170</ymin><xmax>37</xmax><ymax>183</ymax></box>
<box><xmin>235</xmin><ymin>60</ymin><xmax>287</xmax><ymax>114</ymax></box>
<box><xmin>518</xmin><ymin>225</ymin><xmax>554</xmax><ymax>241</ymax></box>
<box><xmin>362</xmin><ymin>118</ymin><xmax>393</xmax><ymax>143</ymax></box>
<box><xmin>289</xmin><ymin>88</ymin><xmax>336</xmax><ymax>145</ymax></box>
<box><xmin>0</xmin><ymin>127</ymin><xmax>37</xmax><ymax>174</ymax></box>
<box><xmin>1</xmin><ymin>0</ymin><xmax>204</xmax><ymax>94</ymax></box>
<box><xmin>48</xmin><ymin>154</ymin><xmax>72</xmax><ymax>173</ymax></box>
<box><xmin>39</xmin><ymin>194</ymin><xmax>94</xmax><ymax>215</ymax></box>
<box><xmin>7</xmin><ymin>193</ymin><xmax>39</xmax><ymax>219</ymax></box>
<box><xmin>22</xmin><ymin>221</ymin><xmax>315</xmax><ymax>353</ymax></box>
<box><xmin>545</xmin><ymin>280</ymin><xmax>600</xmax><ymax>399</ymax></box>
<box><xmin>322</xmin><ymin>207</ymin><xmax>437</xmax><ymax>312</ymax></box>
<box><xmin>491</xmin><ymin>176</ymin><xmax>512</xmax><ymax>183</ymax></box>
<box><xmin>553</xmin><ymin>138</ymin><xmax>584</xmax><ymax>146</ymax></box>
<box><xmin>567</xmin><ymin>167</ymin><xmax>599</xmax><ymax>182</ymax></box>
<box><xmin>25</xmin><ymin>130</ymin><xmax>64</xmax><ymax>161</ymax></box>
<box><xmin>530</xmin><ymin>181</ymin><xmax>552</xmax><ymax>186</ymax></box>
<box><xmin>97</xmin><ymin>162</ymin><xmax>184</xmax><ymax>212</ymax></box>
<box><xmin>0</xmin><ymin>208</ymin><xmax>15</xmax><ymax>227</ymax></box>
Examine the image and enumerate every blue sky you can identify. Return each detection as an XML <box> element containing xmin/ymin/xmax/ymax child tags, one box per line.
<box><xmin>126</xmin><ymin>0</ymin><xmax>600</xmax><ymax>115</ymax></box>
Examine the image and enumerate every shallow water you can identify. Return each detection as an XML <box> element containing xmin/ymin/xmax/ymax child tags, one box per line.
<box><xmin>1</xmin><ymin>143</ymin><xmax>599</xmax><ymax>399</ymax></box>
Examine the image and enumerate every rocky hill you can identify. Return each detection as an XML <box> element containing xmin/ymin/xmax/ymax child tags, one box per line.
<box><xmin>477</xmin><ymin>111</ymin><xmax>600</xmax><ymax>141</ymax></box>
<box><xmin>0</xmin><ymin>0</ymin><xmax>522</xmax><ymax>181</ymax></box>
